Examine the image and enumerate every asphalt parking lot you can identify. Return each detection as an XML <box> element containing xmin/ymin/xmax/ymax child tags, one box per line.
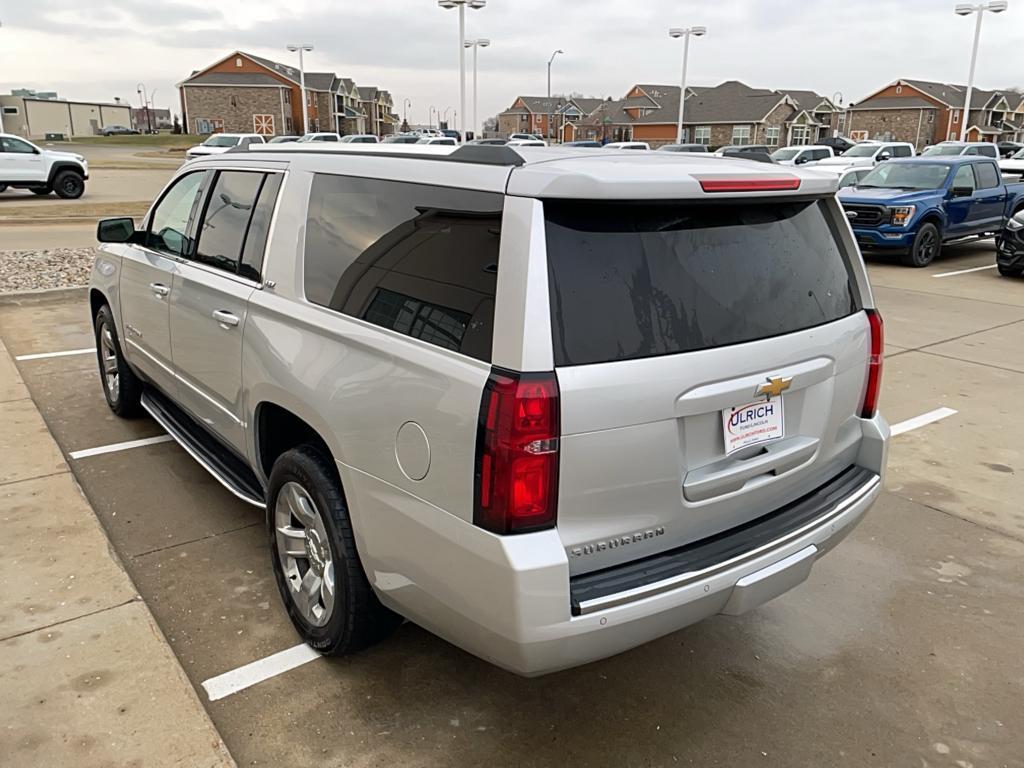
<box><xmin>1</xmin><ymin>243</ymin><xmax>1023</xmax><ymax>767</ymax></box>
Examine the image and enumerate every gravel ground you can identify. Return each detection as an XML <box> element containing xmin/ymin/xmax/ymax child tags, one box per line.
<box><xmin>0</xmin><ymin>248</ymin><xmax>95</xmax><ymax>293</ymax></box>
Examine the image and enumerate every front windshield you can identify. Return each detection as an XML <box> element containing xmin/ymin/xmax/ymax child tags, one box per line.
<box><xmin>842</xmin><ymin>144</ymin><xmax>880</xmax><ymax>157</ymax></box>
<box><xmin>772</xmin><ymin>149</ymin><xmax>800</xmax><ymax>161</ymax></box>
<box><xmin>296</xmin><ymin>134</ymin><xmax>316</xmax><ymax>143</ymax></box>
<box><xmin>921</xmin><ymin>144</ymin><xmax>963</xmax><ymax>156</ymax></box>
<box><xmin>1012</xmin><ymin>148</ymin><xmax>1024</xmax><ymax>160</ymax></box>
<box><xmin>858</xmin><ymin>163</ymin><xmax>952</xmax><ymax>190</ymax></box>
<box><xmin>203</xmin><ymin>135</ymin><xmax>240</xmax><ymax>147</ymax></box>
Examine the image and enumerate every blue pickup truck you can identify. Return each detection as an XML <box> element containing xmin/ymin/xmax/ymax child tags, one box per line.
<box><xmin>837</xmin><ymin>157</ymin><xmax>1024</xmax><ymax>267</ymax></box>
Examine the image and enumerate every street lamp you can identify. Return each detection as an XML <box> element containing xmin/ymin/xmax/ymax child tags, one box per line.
<box><xmin>403</xmin><ymin>98</ymin><xmax>411</xmax><ymax>126</ymax></box>
<box><xmin>286</xmin><ymin>43</ymin><xmax>314</xmax><ymax>135</ymax></box>
<box><xmin>429</xmin><ymin>105</ymin><xmax>437</xmax><ymax>130</ymax></box>
<box><xmin>954</xmin><ymin>1</ymin><xmax>1008</xmax><ymax>142</ymax></box>
<box><xmin>832</xmin><ymin>91</ymin><xmax>844</xmax><ymax>138</ymax></box>
<box><xmin>438</xmin><ymin>0</ymin><xmax>486</xmax><ymax>139</ymax></box>
<box><xmin>465</xmin><ymin>38</ymin><xmax>490</xmax><ymax>140</ymax></box>
<box><xmin>668</xmin><ymin>26</ymin><xmax>706</xmax><ymax>144</ymax></box>
<box><xmin>443</xmin><ymin>106</ymin><xmax>453</xmax><ymax>128</ymax></box>
<box><xmin>547</xmin><ymin>50</ymin><xmax>563</xmax><ymax>140</ymax></box>
<box><xmin>136</xmin><ymin>82</ymin><xmax>152</xmax><ymax>133</ymax></box>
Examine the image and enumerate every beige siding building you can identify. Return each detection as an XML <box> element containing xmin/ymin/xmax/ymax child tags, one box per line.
<box><xmin>0</xmin><ymin>95</ymin><xmax>131</xmax><ymax>139</ymax></box>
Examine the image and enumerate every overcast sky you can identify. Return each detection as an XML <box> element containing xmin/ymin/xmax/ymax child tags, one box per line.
<box><xmin>1</xmin><ymin>0</ymin><xmax>1022</xmax><ymax>133</ymax></box>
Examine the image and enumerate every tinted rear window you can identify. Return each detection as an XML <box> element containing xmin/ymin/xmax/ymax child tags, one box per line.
<box><xmin>303</xmin><ymin>174</ymin><xmax>503</xmax><ymax>362</ymax></box>
<box><xmin>545</xmin><ymin>199</ymin><xmax>860</xmax><ymax>366</ymax></box>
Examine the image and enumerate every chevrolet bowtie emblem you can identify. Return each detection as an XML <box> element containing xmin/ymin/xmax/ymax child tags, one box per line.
<box><xmin>756</xmin><ymin>376</ymin><xmax>793</xmax><ymax>401</ymax></box>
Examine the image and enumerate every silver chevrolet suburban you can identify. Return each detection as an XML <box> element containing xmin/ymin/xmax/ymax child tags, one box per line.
<box><xmin>89</xmin><ymin>143</ymin><xmax>888</xmax><ymax>676</ymax></box>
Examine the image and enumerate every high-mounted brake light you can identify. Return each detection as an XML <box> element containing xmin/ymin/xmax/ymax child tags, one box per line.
<box><xmin>861</xmin><ymin>309</ymin><xmax>884</xmax><ymax>418</ymax></box>
<box><xmin>698</xmin><ymin>177</ymin><xmax>802</xmax><ymax>193</ymax></box>
<box><xmin>474</xmin><ymin>369</ymin><xmax>560</xmax><ymax>535</ymax></box>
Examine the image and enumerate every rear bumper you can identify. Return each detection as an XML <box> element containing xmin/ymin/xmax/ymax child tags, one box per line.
<box><xmin>996</xmin><ymin>235</ymin><xmax>1024</xmax><ymax>269</ymax></box>
<box><xmin>356</xmin><ymin>415</ymin><xmax>889</xmax><ymax>677</ymax></box>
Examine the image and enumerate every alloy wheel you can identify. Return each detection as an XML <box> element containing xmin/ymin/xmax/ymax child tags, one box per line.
<box><xmin>274</xmin><ymin>481</ymin><xmax>335</xmax><ymax>627</ymax></box>
<box><xmin>100</xmin><ymin>323</ymin><xmax>119</xmax><ymax>403</ymax></box>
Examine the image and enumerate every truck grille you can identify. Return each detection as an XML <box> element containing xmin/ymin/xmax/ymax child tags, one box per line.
<box><xmin>842</xmin><ymin>204</ymin><xmax>888</xmax><ymax>227</ymax></box>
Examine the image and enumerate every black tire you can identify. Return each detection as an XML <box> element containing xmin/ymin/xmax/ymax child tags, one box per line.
<box><xmin>94</xmin><ymin>304</ymin><xmax>143</xmax><ymax>418</ymax></box>
<box><xmin>901</xmin><ymin>222</ymin><xmax>941</xmax><ymax>267</ymax></box>
<box><xmin>0</xmin><ymin>184</ymin><xmax>7</xmax><ymax>193</ymax></box>
<box><xmin>31</xmin><ymin>187</ymin><xmax>52</xmax><ymax>196</ymax></box>
<box><xmin>997</xmin><ymin>263</ymin><xmax>1023</xmax><ymax>277</ymax></box>
<box><xmin>268</xmin><ymin>446</ymin><xmax>401</xmax><ymax>655</ymax></box>
<box><xmin>52</xmin><ymin>170</ymin><xmax>85</xmax><ymax>199</ymax></box>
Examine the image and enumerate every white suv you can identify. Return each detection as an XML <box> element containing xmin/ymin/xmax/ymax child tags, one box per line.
<box><xmin>0</xmin><ymin>133</ymin><xmax>89</xmax><ymax>198</ymax></box>
<box><xmin>771</xmin><ymin>145</ymin><xmax>835</xmax><ymax>166</ymax></box>
<box><xmin>185</xmin><ymin>133</ymin><xmax>265</xmax><ymax>160</ymax></box>
<box><xmin>815</xmin><ymin>141</ymin><xmax>915</xmax><ymax>172</ymax></box>
<box><xmin>89</xmin><ymin>144</ymin><xmax>888</xmax><ymax>675</ymax></box>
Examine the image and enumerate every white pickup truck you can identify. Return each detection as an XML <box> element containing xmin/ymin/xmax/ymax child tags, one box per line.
<box><xmin>0</xmin><ymin>133</ymin><xmax>89</xmax><ymax>198</ymax></box>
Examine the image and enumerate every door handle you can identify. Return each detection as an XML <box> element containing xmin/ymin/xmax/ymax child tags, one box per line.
<box><xmin>149</xmin><ymin>282</ymin><xmax>170</xmax><ymax>298</ymax></box>
<box><xmin>212</xmin><ymin>310</ymin><xmax>240</xmax><ymax>328</ymax></box>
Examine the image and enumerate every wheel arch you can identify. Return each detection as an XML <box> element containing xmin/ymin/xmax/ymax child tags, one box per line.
<box><xmin>46</xmin><ymin>162</ymin><xmax>86</xmax><ymax>185</ymax></box>
<box><xmin>252</xmin><ymin>399</ymin><xmax>340</xmax><ymax>489</ymax></box>
<box><xmin>917</xmin><ymin>212</ymin><xmax>944</xmax><ymax>239</ymax></box>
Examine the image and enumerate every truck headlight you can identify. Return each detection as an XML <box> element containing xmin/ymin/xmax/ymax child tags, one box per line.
<box><xmin>890</xmin><ymin>205</ymin><xmax>915</xmax><ymax>227</ymax></box>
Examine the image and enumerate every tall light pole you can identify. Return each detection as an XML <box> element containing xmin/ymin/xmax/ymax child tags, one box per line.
<box><xmin>832</xmin><ymin>91</ymin><xmax>844</xmax><ymax>138</ymax></box>
<box><xmin>429</xmin><ymin>106</ymin><xmax>437</xmax><ymax>130</ymax></box>
<box><xmin>465</xmin><ymin>38</ymin><xmax>490</xmax><ymax>140</ymax></box>
<box><xmin>136</xmin><ymin>82</ymin><xmax>152</xmax><ymax>133</ymax></box>
<box><xmin>443</xmin><ymin>106</ymin><xmax>453</xmax><ymax>128</ymax></box>
<box><xmin>954</xmin><ymin>2</ymin><xmax>1008</xmax><ymax>142</ymax></box>
<box><xmin>403</xmin><ymin>98</ymin><xmax>411</xmax><ymax>126</ymax></box>
<box><xmin>287</xmin><ymin>44</ymin><xmax>314</xmax><ymax>135</ymax></box>
<box><xmin>668</xmin><ymin>27</ymin><xmax>706</xmax><ymax>144</ymax></box>
<box><xmin>547</xmin><ymin>50</ymin><xmax>563</xmax><ymax>140</ymax></box>
<box><xmin>438</xmin><ymin>0</ymin><xmax>486</xmax><ymax>139</ymax></box>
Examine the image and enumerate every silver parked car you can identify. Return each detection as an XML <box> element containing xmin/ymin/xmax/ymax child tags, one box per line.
<box><xmin>89</xmin><ymin>143</ymin><xmax>888</xmax><ymax>676</ymax></box>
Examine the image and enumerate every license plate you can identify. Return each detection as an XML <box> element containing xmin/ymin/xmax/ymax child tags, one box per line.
<box><xmin>722</xmin><ymin>398</ymin><xmax>785</xmax><ymax>455</ymax></box>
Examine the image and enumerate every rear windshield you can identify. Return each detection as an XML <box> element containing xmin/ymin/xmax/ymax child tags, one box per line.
<box><xmin>544</xmin><ymin>199</ymin><xmax>861</xmax><ymax>366</ymax></box>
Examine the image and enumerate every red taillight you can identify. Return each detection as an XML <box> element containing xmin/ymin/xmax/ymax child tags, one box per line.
<box><xmin>698</xmin><ymin>177</ymin><xmax>802</xmax><ymax>193</ymax></box>
<box><xmin>474</xmin><ymin>369</ymin><xmax>560</xmax><ymax>535</ymax></box>
<box><xmin>861</xmin><ymin>309</ymin><xmax>884</xmax><ymax>418</ymax></box>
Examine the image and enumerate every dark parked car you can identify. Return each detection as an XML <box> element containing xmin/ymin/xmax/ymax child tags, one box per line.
<box><xmin>440</xmin><ymin>129</ymin><xmax>462</xmax><ymax>142</ymax></box>
<box><xmin>268</xmin><ymin>136</ymin><xmax>299</xmax><ymax>144</ymax></box>
<box><xmin>657</xmin><ymin>143</ymin><xmax>709</xmax><ymax>153</ymax></box>
<box><xmin>100</xmin><ymin>125</ymin><xmax>141</xmax><ymax>136</ymax></box>
<box><xmin>382</xmin><ymin>135</ymin><xmax>422</xmax><ymax>144</ymax></box>
<box><xmin>818</xmin><ymin>135</ymin><xmax>857</xmax><ymax>154</ymax></box>
<box><xmin>714</xmin><ymin>144</ymin><xmax>771</xmax><ymax>156</ymax></box>
<box><xmin>996</xmin><ymin>209</ymin><xmax>1024</xmax><ymax>277</ymax></box>
<box><xmin>721</xmin><ymin>148</ymin><xmax>775</xmax><ymax>163</ymax></box>
<box><xmin>466</xmin><ymin>138</ymin><xmax>508</xmax><ymax>145</ymax></box>
<box><xmin>564</xmin><ymin>140</ymin><xmax>602</xmax><ymax>147</ymax></box>
<box><xmin>997</xmin><ymin>141</ymin><xmax>1024</xmax><ymax>158</ymax></box>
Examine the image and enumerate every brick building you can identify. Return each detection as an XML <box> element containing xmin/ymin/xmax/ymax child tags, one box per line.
<box><xmin>847</xmin><ymin>79</ymin><xmax>1024</xmax><ymax>149</ymax></box>
<box><xmin>500</xmin><ymin>82</ymin><xmax>838</xmax><ymax>148</ymax></box>
<box><xmin>178</xmin><ymin>51</ymin><xmax>398</xmax><ymax>137</ymax></box>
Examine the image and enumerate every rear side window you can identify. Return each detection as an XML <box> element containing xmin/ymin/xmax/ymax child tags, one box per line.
<box><xmin>544</xmin><ymin>199</ymin><xmax>861</xmax><ymax>366</ymax></box>
<box><xmin>892</xmin><ymin>145</ymin><xmax>913</xmax><ymax>158</ymax></box>
<box><xmin>975</xmin><ymin>162</ymin><xmax>1000</xmax><ymax>189</ymax></box>
<box><xmin>193</xmin><ymin>171</ymin><xmax>264</xmax><ymax>273</ymax></box>
<box><xmin>304</xmin><ymin>174</ymin><xmax>503</xmax><ymax>362</ymax></box>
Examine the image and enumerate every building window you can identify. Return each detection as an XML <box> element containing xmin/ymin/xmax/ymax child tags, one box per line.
<box><xmin>1</xmin><ymin>106</ymin><xmax>18</xmax><ymax>115</ymax></box>
<box><xmin>948</xmin><ymin>131</ymin><xmax>957</xmax><ymax>140</ymax></box>
<box><xmin>694</xmin><ymin>125</ymin><xmax>711</xmax><ymax>145</ymax></box>
<box><xmin>731</xmin><ymin>125</ymin><xmax>751</xmax><ymax>145</ymax></box>
<box><xmin>283</xmin><ymin>90</ymin><xmax>290</xmax><ymax>105</ymax></box>
<box><xmin>928</xmin><ymin>111</ymin><xmax>934</xmax><ymax>123</ymax></box>
<box><xmin>896</xmin><ymin>85</ymin><xmax>902</xmax><ymax>94</ymax></box>
<box><xmin>953</xmin><ymin>110</ymin><xmax>960</xmax><ymax>124</ymax></box>
<box><xmin>791</xmin><ymin>125</ymin><xmax>810</xmax><ymax>145</ymax></box>
<box><xmin>235</xmin><ymin>57</ymin><xmax>243</xmax><ymax>68</ymax></box>
<box><xmin>765</xmin><ymin>126</ymin><xmax>780</xmax><ymax>147</ymax></box>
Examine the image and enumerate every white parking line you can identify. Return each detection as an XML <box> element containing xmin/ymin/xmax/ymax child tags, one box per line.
<box><xmin>890</xmin><ymin>407</ymin><xmax>958</xmax><ymax>436</ymax></box>
<box><xmin>69</xmin><ymin>434</ymin><xmax>173</xmax><ymax>460</ymax></box>
<box><xmin>202</xmin><ymin>643</ymin><xmax>319</xmax><ymax>702</ymax></box>
<box><xmin>932</xmin><ymin>264</ymin><xmax>997</xmax><ymax>279</ymax></box>
<box><xmin>15</xmin><ymin>347</ymin><xmax>94</xmax><ymax>361</ymax></box>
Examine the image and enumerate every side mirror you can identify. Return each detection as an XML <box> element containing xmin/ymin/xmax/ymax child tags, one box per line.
<box><xmin>876</xmin><ymin>153</ymin><xmax>891</xmax><ymax>162</ymax></box>
<box><xmin>96</xmin><ymin>217</ymin><xmax>136</xmax><ymax>243</ymax></box>
<box><xmin>950</xmin><ymin>186</ymin><xmax>974</xmax><ymax>198</ymax></box>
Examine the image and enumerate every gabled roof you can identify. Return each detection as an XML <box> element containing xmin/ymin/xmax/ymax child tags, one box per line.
<box><xmin>517</xmin><ymin>96</ymin><xmax>564</xmax><ymax>114</ymax></box>
<box><xmin>304</xmin><ymin>72</ymin><xmax>336</xmax><ymax>92</ymax></box>
<box><xmin>577</xmin><ymin>99</ymin><xmax>632</xmax><ymax>126</ymax></box>
<box><xmin>677</xmin><ymin>81</ymin><xmax>791</xmax><ymax>124</ymax></box>
<box><xmin>184</xmin><ymin>72</ymin><xmax>286</xmax><ymax>87</ymax></box>
<box><xmin>341</xmin><ymin>78</ymin><xmax>356</xmax><ymax>94</ymax></box>
<box><xmin>882</xmin><ymin>79</ymin><xmax>1003</xmax><ymax>110</ymax></box>
<box><xmin>849</xmin><ymin>95</ymin><xmax>938</xmax><ymax>110</ymax></box>
<box><xmin>357</xmin><ymin>86</ymin><xmax>379</xmax><ymax>101</ymax></box>
<box><xmin>570</xmin><ymin>97</ymin><xmax>605</xmax><ymax>116</ymax></box>
<box><xmin>244</xmin><ymin>52</ymin><xmax>302</xmax><ymax>84</ymax></box>
<box><xmin>780</xmin><ymin>90</ymin><xmax>833</xmax><ymax>112</ymax></box>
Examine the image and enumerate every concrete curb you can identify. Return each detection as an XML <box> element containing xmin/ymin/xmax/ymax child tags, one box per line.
<box><xmin>0</xmin><ymin>286</ymin><xmax>89</xmax><ymax>304</ymax></box>
<box><xmin>0</xmin><ymin>338</ymin><xmax>237</xmax><ymax>767</ymax></box>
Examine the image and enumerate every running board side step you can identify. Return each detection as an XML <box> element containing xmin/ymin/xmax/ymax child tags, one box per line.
<box><xmin>141</xmin><ymin>388</ymin><xmax>266</xmax><ymax>508</ymax></box>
